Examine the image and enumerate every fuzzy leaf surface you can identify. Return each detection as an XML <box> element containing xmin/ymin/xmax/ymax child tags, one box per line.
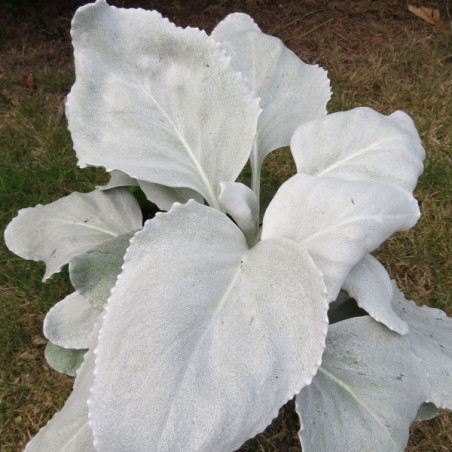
<box><xmin>69</xmin><ymin>232</ymin><xmax>134</xmax><ymax>310</ymax></box>
<box><xmin>212</xmin><ymin>13</ymin><xmax>330</xmax><ymax>173</ymax></box>
<box><xmin>291</xmin><ymin>107</ymin><xmax>425</xmax><ymax>193</ymax></box>
<box><xmin>67</xmin><ymin>0</ymin><xmax>260</xmax><ymax>207</ymax></box>
<box><xmin>139</xmin><ymin>180</ymin><xmax>203</xmax><ymax>210</ymax></box>
<box><xmin>343</xmin><ymin>254</ymin><xmax>409</xmax><ymax>334</ymax></box>
<box><xmin>24</xmin><ymin>325</ymin><xmax>100</xmax><ymax>452</ymax></box>
<box><xmin>45</xmin><ymin>343</ymin><xmax>87</xmax><ymax>377</ymax></box>
<box><xmin>392</xmin><ymin>284</ymin><xmax>452</xmax><ymax>408</ymax></box>
<box><xmin>90</xmin><ymin>201</ymin><xmax>328</xmax><ymax>451</ymax></box>
<box><xmin>261</xmin><ymin>174</ymin><xmax>420</xmax><ymax>300</ymax></box>
<box><xmin>4</xmin><ymin>188</ymin><xmax>141</xmax><ymax>280</ymax></box>
<box><xmin>296</xmin><ymin>316</ymin><xmax>429</xmax><ymax>452</ymax></box>
<box><xmin>44</xmin><ymin>292</ymin><xmax>99</xmax><ymax>349</ymax></box>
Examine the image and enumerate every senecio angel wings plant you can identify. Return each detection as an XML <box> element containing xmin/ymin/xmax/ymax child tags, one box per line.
<box><xmin>4</xmin><ymin>0</ymin><xmax>451</xmax><ymax>450</ymax></box>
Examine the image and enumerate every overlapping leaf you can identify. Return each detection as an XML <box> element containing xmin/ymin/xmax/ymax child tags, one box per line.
<box><xmin>69</xmin><ymin>232</ymin><xmax>134</xmax><ymax>310</ymax></box>
<box><xmin>138</xmin><ymin>180</ymin><xmax>203</xmax><ymax>210</ymax></box>
<box><xmin>89</xmin><ymin>201</ymin><xmax>328</xmax><ymax>451</ymax></box>
<box><xmin>212</xmin><ymin>13</ymin><xmax>330</xmax><ymax>178</ymax></box>
<box><xmin>44</xmin><ymin>292</ymin><xmax>98</xmax><ymax>350</ymax></box>
<box><xmin>218</xmin><ymin>182</ymin><xmax>258</xmax><ymax>240</ymax></box>
<box><xmin>4</xmin><ymin>188</ymin><xmax>141</xmax><ymax>280</ymax></box>
<box><xmin>97</xmin><ymin>170</ymin><xmax>137</xmax><ymax>191</ymax></box>
<box><xmin>342</xmin><ymin>254</ymin><xmax>409</xmax><ymax>334</ymax></box>
<box><xmin>291</xmin><ymin>107</ymin><xmax>425</xmax><ymax>193</ymax></box>
<box><xmin>262</xmin><ymin>174</ymin><xmax>420</xmax><ymax>300</ymax></box>
<box><xmin>44</xmin><ymin>343</ymin><xmax>87</xmax><ymax>377</ymax></box>
<box><xmin>296</xmin><ymin>316</ymin><xmax>429</xmax><ymax>452</ymax></box>
<box><xmin>67</xmin><ymin>0</ymin><xmax>260</xmax><ymax>208</ymax></box>
<box><xmin>392</xmin><ymin>284</ymin><xmax>452</xmax><ymax>408</ymax></box>
<box><xmin>24</xmin><ymin>325</ymin><xmax>100</xmax><ymax>452</ymax></box>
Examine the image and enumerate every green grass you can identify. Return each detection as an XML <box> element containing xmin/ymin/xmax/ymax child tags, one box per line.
<box><xmin>1</xmin><ymin>2</ymin><xmax>451</xmax><ymax>451</ymax></box>
<box><xmin>0</xmin><ymin>61</ymin><xmax>107</xmax><ymax>449</ymax></box>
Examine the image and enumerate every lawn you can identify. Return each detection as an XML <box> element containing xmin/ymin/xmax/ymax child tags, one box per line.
<box><xmin>1</xmin><ymin>1</ymin><xmax>450</xmax><ymax>450</ymax></box>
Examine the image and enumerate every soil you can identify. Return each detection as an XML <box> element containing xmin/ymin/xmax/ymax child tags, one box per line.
<box><xmin>1</xmin><ymin>0</ymin><xmax>442</xmax><ymax>65</ymax></box>
<box><xmin>1</xmin><ymin>0</ymin><xmax>450</xmax><ymax>451</ymax></box>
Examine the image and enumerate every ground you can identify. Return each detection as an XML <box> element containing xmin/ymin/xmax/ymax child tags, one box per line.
<box><xmin>0</xmin><ymin>0</ymin><xmax>451</xmax><ymax>450</ymax></box>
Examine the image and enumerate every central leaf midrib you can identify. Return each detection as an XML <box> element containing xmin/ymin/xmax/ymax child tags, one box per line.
<box><xmin>54</xmin><ymin>219</ymin><xmax>118</xmax><ymax>237</ymax></box>
<box><xmin>155</xmin><ymin>258</ymin><xmax>244</xmax><ymax>447</ymax></box>
<box><xmin>298</xmin><ymin>212</ymin><xmax>410</xmax><ymax>248</ymax></box>
<box><xmin>318</xmin><ymin>366</ymin><xmax>399</xmax><ymax>450</ymax></box>
<box><xmin>139</xmin><ymin>81</ymin><xmax>219</xmax><ymax>208</ymax></box>
<box><xmin>316</xmin><ymin>136</ymin><xmax>396</xmax><ymax>177</ymax></box>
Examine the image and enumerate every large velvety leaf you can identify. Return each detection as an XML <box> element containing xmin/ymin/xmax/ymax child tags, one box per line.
<box><xmin>44</xmin><ymin>292</ymin><xmax>99</xmax><ymax>349</ymax></box>
<box><xmin>261</xmin><ymin>174</ymin><xmax>420</xmax><ymax>300</ymax></box>
<box><xmin>343</xmin><ymin>254</ymin><xmax>409</xmax><ymax>334</ymax></box>
<box><xmin>69</xmin><ymin>232</ymin><xmax>134</xmax><ymax>310</ymax></box>
<box><xmin>212</xmin><ymin>13</ymin><xmax>330</xmax><ymax>180</ymax></box>
<box><xmin>291</xmin><ymin>107</ymin><xmax>425</xmax><ymax>193</ymax></box>
<box><xmin>4</xmin><ymin>188</ymin><xmax>142</xmax><ymax>280</ymax></box>
<box><xmin>296</xmin><ymin>316</ymin><xmax>429</xmax><ymax>452</ymax></box>
<box><xmin>67</xmin><ymin>0</ymin><xmax>260</xmax><ymax>208</ymax></box>
<box><xmin>392</xmin><ymin>284</ymin><xmax>452</xmax><ymax>409</ymax></box>
<box><xmin>90</xmin><ymin>201</ymin><xmax>328</xmax><ymax>451</ymax></box>
<box><xmin>25</xmin><ymin>324</ymin><xmax>100</xmax><ymax>452</ymax></box>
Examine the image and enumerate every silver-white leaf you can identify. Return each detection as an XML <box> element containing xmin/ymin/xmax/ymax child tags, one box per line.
<box><xmin>4</xmin><ymin>188</ymin><xmax>142</xmax><ymax>280</ymax></box>
<box><xmin>392</xmin><ymin>284</ymin><xmax>452</xmax><ymax>409</ymax></box>
<box><xmin>343</xmin><ymin>254</ymin><xmax>409</xmax><ymax>334</ymax></box>
<box><xmin>291</xmin><ymin>107</ymin><xmax>425</xmax><ymax>193</ymax></box>
<box><xmin>67</xmin><ymin>0</ymin><xmax>260</xmax><ymax>208</ymax></box>
<box><xmin>96</xmin><ymin>170</ymin><xmax>137</xmax><ymax>191</ymax></box>
<box><xmin>44</xmin><ymin>292</ymin><xmax>99</xmax><ymax>350</ymax></box>
<box><xmin>138</xmin><ymin>180</ymin><xmax>203</xmax><ymax>211</ymax></box>
<box><xmin>44</xmin><ymin>343</ymin><xmax>87</xmax><ymax>377</ymax></box>
<box><xmin>296</xmin><ymin>316</ymin><xmax>429</xmax><ymax>452</ymax></box>
<box><xmin>212</xmin><ymin>13</ymin><xmax>330</xmax><ymax>176</ymax></box>
<box><xmin>262</xmin><ymin>174</ymin><xmax>420</xmax><ymax>300</ymax></box>
<box><xmin>89</xmin><ymin>201</ymin><xmax>328</xmax><ymax>451</ymax></box>
<box><xmin>24</xmin><ymin>324</ymin><xmax>101</xmax><ymax>452</ymax></box>
<box><xmin>218</xmin><ymin>182</ymin><xmax>258</xmax><ymax>239</ymax></box>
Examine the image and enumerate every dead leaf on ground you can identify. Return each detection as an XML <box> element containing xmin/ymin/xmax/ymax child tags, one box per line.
<box><xmin>25</xmin><ymin>72</ymin><xmax>35</xmax><ymax>92</ymax></box>
<box><xmin>408</xmin><ymin>5</ymin><xmax>442</xmax><ymax>26</ymax></box>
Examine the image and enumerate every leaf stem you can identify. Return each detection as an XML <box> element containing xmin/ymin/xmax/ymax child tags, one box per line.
<box><xmin>251</xmin><ymin>140</ymin><xmax>261</xmax><ymax>233</ymax></box>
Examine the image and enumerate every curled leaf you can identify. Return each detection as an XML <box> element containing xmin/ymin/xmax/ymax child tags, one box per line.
<box><xmin>343</xmin><ymin>254</ymin><xmax>409</xmax><ymax>334</ymax></box>
<box><xmin>218</xmin><ymin>181</ymin><xmax>258</xmax><ymax>239</ymax></box>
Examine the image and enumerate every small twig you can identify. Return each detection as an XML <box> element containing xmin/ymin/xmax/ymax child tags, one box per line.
<box><xmin>332</xmin><ymin>30</ymin><xmax>351</xmax><ymax>44</ymax></box>
<box><xmin>272</xmin><ymin>9</ymin><xmax>323</xmax><ymax>33</ymax></box>
<box><xmin>304</xmin><ymin>18</ymin><xmax>334</xmax><ymax>37</ymax></box>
